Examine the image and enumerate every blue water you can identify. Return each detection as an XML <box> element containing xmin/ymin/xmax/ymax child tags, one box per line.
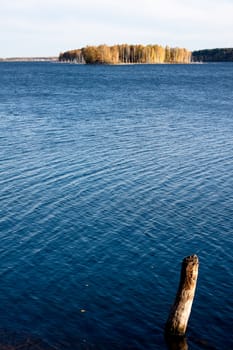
<box><xmin>0</xmin><ymin>62</ymin><xmax>233</xmax><ymax>349</ymax></box>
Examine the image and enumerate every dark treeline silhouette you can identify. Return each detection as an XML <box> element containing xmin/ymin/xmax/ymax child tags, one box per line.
<box><xmin>59</xmin><ymin>44</ymin><xmax>191</xmax><ymax>64</ymax></box>
<box><xmin>192</xmin><ymin>48</ymin><xmax>233</xmax><ymax>62</ymax></box>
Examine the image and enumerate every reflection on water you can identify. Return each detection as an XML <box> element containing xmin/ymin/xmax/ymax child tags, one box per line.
<box><xmin>165</xmin><ymin>335</ymin><xmax>188</xmax><ymax>350</ymax></box>
<box><xmin>165</xmin><ymin>335</ymin><xmax>218</xmax><ymax>350</ymax></box>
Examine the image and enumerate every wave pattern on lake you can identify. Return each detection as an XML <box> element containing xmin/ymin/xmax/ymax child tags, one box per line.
<box><xmin>0</xmin><ymin>62</ymin><xmax>233</xmax><ymax>349</ymax></box>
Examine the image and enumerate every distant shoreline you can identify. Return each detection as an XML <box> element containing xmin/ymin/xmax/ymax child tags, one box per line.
<box><xmin>0</xmin><ymin>59</ymin><xmax>231</xmax><ymax>65</ymax></box>
<box><xmin>1</xmin><ymin>47</ymin><xmax>233</xmax><ymax>63</ymax></box>
<box><xmin>0</xmin><ymin>59</ymin><xmax>202</xmax><ymax>65</ymax></box>
<box><xmin>0</xmin><ymin>57</ymin><xmax>58</xmax><ymax>62</ymax></box>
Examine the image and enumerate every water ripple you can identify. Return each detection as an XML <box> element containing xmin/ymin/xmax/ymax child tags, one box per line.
<box><xmin>0</xmin><ymin>62</ymin><xmax>233</xmax><ymax>349</ymax></box>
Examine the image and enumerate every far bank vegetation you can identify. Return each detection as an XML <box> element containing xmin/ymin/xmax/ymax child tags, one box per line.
<box><xmin>59</xmin><ymin>44</ymin><xmax>191</xmax><ymax>64</ymax></box>
<box><xmin>192</xmin><ymin>48</ymin><xmax>233</xmax><ymax>62</ymax></box>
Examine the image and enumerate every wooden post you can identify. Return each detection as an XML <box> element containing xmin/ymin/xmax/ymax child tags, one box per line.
<box><xmin>165</xmin><ymin>254</ymin><xmax>199</xmax><ymax>337</ymax></box>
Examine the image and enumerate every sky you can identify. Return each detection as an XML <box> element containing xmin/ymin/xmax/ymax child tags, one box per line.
<box><xmin>0</xmin><ymin>0</ymin><xmax>232</xmax><ymax>57</ymax></box>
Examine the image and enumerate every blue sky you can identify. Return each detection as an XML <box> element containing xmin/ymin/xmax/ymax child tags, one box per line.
<box><xmin>0</xmin><ymin>0</ymin><xmax>232</xmax><ymax>57</ymax></box>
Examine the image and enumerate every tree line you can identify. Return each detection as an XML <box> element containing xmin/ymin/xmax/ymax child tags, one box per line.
<box><xmin>59</xmin><ymin>44</ymin><xmax>191</xmax><ymax>64</ymax></box>
<box><xmin>192</xmin><ymin>48</ymin><xmax>233</xmax><ymax>62</ymax></box>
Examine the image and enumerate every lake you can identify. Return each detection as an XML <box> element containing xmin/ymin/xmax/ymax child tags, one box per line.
<box><xmin>0</xmin><ymin>62</ymin><xmax>232</xmax><ymax>349</ymax></box>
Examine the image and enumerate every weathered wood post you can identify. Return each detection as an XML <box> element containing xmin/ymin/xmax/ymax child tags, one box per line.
<box><xmin>165</xmin><ymin>254</ymin><xmax>199</xmax><ymax>337</ymax></box>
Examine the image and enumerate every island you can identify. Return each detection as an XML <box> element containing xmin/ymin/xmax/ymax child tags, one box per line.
<box><xmin>58</xmin><ymin>44</ymin><xmax>192</xmax><ymax>64</ymax></box>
